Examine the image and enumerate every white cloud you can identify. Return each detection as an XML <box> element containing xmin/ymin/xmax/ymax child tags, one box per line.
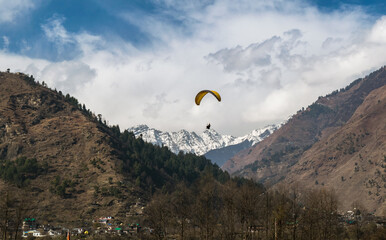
<box><xmin>40</xmin><ymin>61</ymin><xmax>96</xmax><ymax>94</ymax></box>
<box><xmin>1</xmin><ymin>0</ymin><xmax>386</xmax><ymax>136</ymax></box>
<box><xmin>0</xmin><ymin>51</ymin><xmax>48</xmax><ymax>76</ymax></box>
<box><xmin>367</xmin><ymin>16</ymin><xmax>386</xmax><ymax>44</ymax></box>
<box><xmin>143</xmin><ymin>93</ymin><xmax>169</xmax><ymax>119</ymax></box>
<box><xmin>42</xmin><ymin>16</ymin><xmax>74</xmax><ymax>45</ymax></box>
<box><xmin>0</xmin><ymin>0</ymin><xmax>36</xmax><ymax>23</ymax></box>
<box><xmin>2</xmin><ymin>36</ymin><xmax>9</xmax><ymax>50</ymax></box>
<box><xmin>207</xmin><ymin>36</ymin><xmax>279</xmax><ymax>71</ymax></box>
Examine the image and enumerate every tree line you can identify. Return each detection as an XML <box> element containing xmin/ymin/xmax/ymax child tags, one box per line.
<box><xmin>143</xmin><ymin>177</ymin><xmax>385</xmax><ymax>240</ymax></box>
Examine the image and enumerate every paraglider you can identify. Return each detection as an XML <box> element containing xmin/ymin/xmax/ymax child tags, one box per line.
<box><xmin>195</xmin><ymin>90</ymin><xmax>221</xmax><ymax>130</ymax></box>
<box><xmin>195</xmin><ymin>90</ymin><xmax>221</xmax><ymax>105</ymax></box>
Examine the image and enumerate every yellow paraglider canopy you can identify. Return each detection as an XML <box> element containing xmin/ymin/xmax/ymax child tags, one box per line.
<box><xmin>195</xmin><ymin>90</ymin><xmax>221</xmax><ymax>105</ymax></box>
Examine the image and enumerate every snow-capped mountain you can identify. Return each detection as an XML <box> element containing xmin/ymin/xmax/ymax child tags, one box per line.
<box><xmin>127</xmin><ymin>124</ymin><xmax>281</xmax><ymax>156</ymax></box>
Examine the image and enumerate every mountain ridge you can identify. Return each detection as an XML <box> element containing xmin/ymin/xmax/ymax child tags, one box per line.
<box><xmin>284</xmin><ymin>84</ymin><xmax>386</xmax><ymax>214</ymax></box>
<box><xmin>225</xmin><ymin>66</ymin><xmax>386</xmax><ymax>215</ymax></box>
<box><xmin>126</xmin><ymin>124</ymin><xmax>281</xmax><ymax>166</ymax></box>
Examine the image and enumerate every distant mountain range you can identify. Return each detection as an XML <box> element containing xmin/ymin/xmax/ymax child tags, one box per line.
<box><xmin>127</xmin><ymin>124</ymin><xmax>281</xmax><ymax>166</ymax></box>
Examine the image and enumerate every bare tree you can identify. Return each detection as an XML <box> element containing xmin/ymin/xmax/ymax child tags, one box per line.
<box><xmin>300</xmin><ymin>188</ymin><xmax>339</xmax><ymax>240</ymax></box>
<box><xmin>169</xmin><ymin>183</ymin><xmax>194</xmax><ymax>240</ymax></box>
<box><xmin>144</xmin><ymin>192</ymin><xmax>172</xmax><ymax>239</ymax></box>
<box><xmin>287</xmin><ymin>183</ymin><xmax>303</xmax><ymax>240</ymax></box>
<box><xmin>351</xmin><ymin>200</ymin><xmax>367</xmax><ymax>240</ymax></box>
<box><xmin>0</xmin><ymin>189</ymin><xmax>13</xmax><ymax>240</ymax></box>
<box><xmin>218</xmin><ymin>181</ymin><xmax>238</xmax><ymax>240</ymax></box>
<box><xmin>270</xmin><ymin>187</ymin><xmax>292</xmax><ymax>240</ymax></box>
<box><xmin>0</xmin><ymin>187</ymin><xmax>30</xmax><ymax>240</ymax></box>
<box><xmin>236</xmin><ymin>181</ymin><xmax>263</xmax><ymax>239</ymax></box>
<box><xmin>193</xmin><ymin>176</ymin><xmax>221</xmax><ymax>240</ymax></box>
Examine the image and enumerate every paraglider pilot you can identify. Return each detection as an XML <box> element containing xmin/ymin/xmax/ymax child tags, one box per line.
<box><xmin>206</xmin><ymin>123</ymin><xmax>211</xmax><ymax>130</ymax></box>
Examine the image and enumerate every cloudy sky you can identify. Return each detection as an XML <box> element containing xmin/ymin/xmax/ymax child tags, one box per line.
<box><xmin>0</xmin><ymin>0</ymin><xmax>385</xmax><ymax>136</ymax></box>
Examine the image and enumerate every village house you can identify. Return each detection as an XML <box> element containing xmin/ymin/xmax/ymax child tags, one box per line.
<box><xmin>22</xmin><ymin>229</ymin><xmax>46</xmax><ymax>238</ymax></box>
<box><xmin>48</xmin><ymin>229</ymin><xmax>62</xmax><ymax>236</ymax></box>
<box><xmin>97</xmin><ymin>216</ymin><xmax>114</xmax><ymax>224</ymax></box>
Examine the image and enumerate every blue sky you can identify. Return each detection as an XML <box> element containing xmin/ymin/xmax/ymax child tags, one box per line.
<box><xmin>2</xmin><ymin>0</ymin><xmax>385</xmax><ymax>59</ymax></box>
<box><xmin>1</xmin><ymin>0</ymin><xmax>385</xmax><ymax>136</ymax></box>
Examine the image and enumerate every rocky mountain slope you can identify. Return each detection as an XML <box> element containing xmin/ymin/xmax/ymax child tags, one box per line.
<box><xmin>127</xmin><ymin>124</ymin><xmax>280</xmax><ymax>166</ymax></box>
<box><xmin>286</xmin><ymin>84</ymin><xmax>386</xmax><ymax>215</ymax></box>
<box><xmin>0</xmin><ymin>72</ymin><xmax>129</xmax><ymax>225</ymax></box>
<box><xmin>0</xmin><ymin>71</ymin><xmax>229</xmax><ymax>226</ymax></box>
<box><xmin>225</xmin><ymin>66</ymin><xmax>386</xmax><ymax>215</ymax></box>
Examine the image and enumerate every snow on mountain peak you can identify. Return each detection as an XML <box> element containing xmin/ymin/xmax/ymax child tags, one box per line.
<box><xmin>126</xmin><ymin>124</ymin><xmax>281</xmax><ymax>156</ymax></box>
